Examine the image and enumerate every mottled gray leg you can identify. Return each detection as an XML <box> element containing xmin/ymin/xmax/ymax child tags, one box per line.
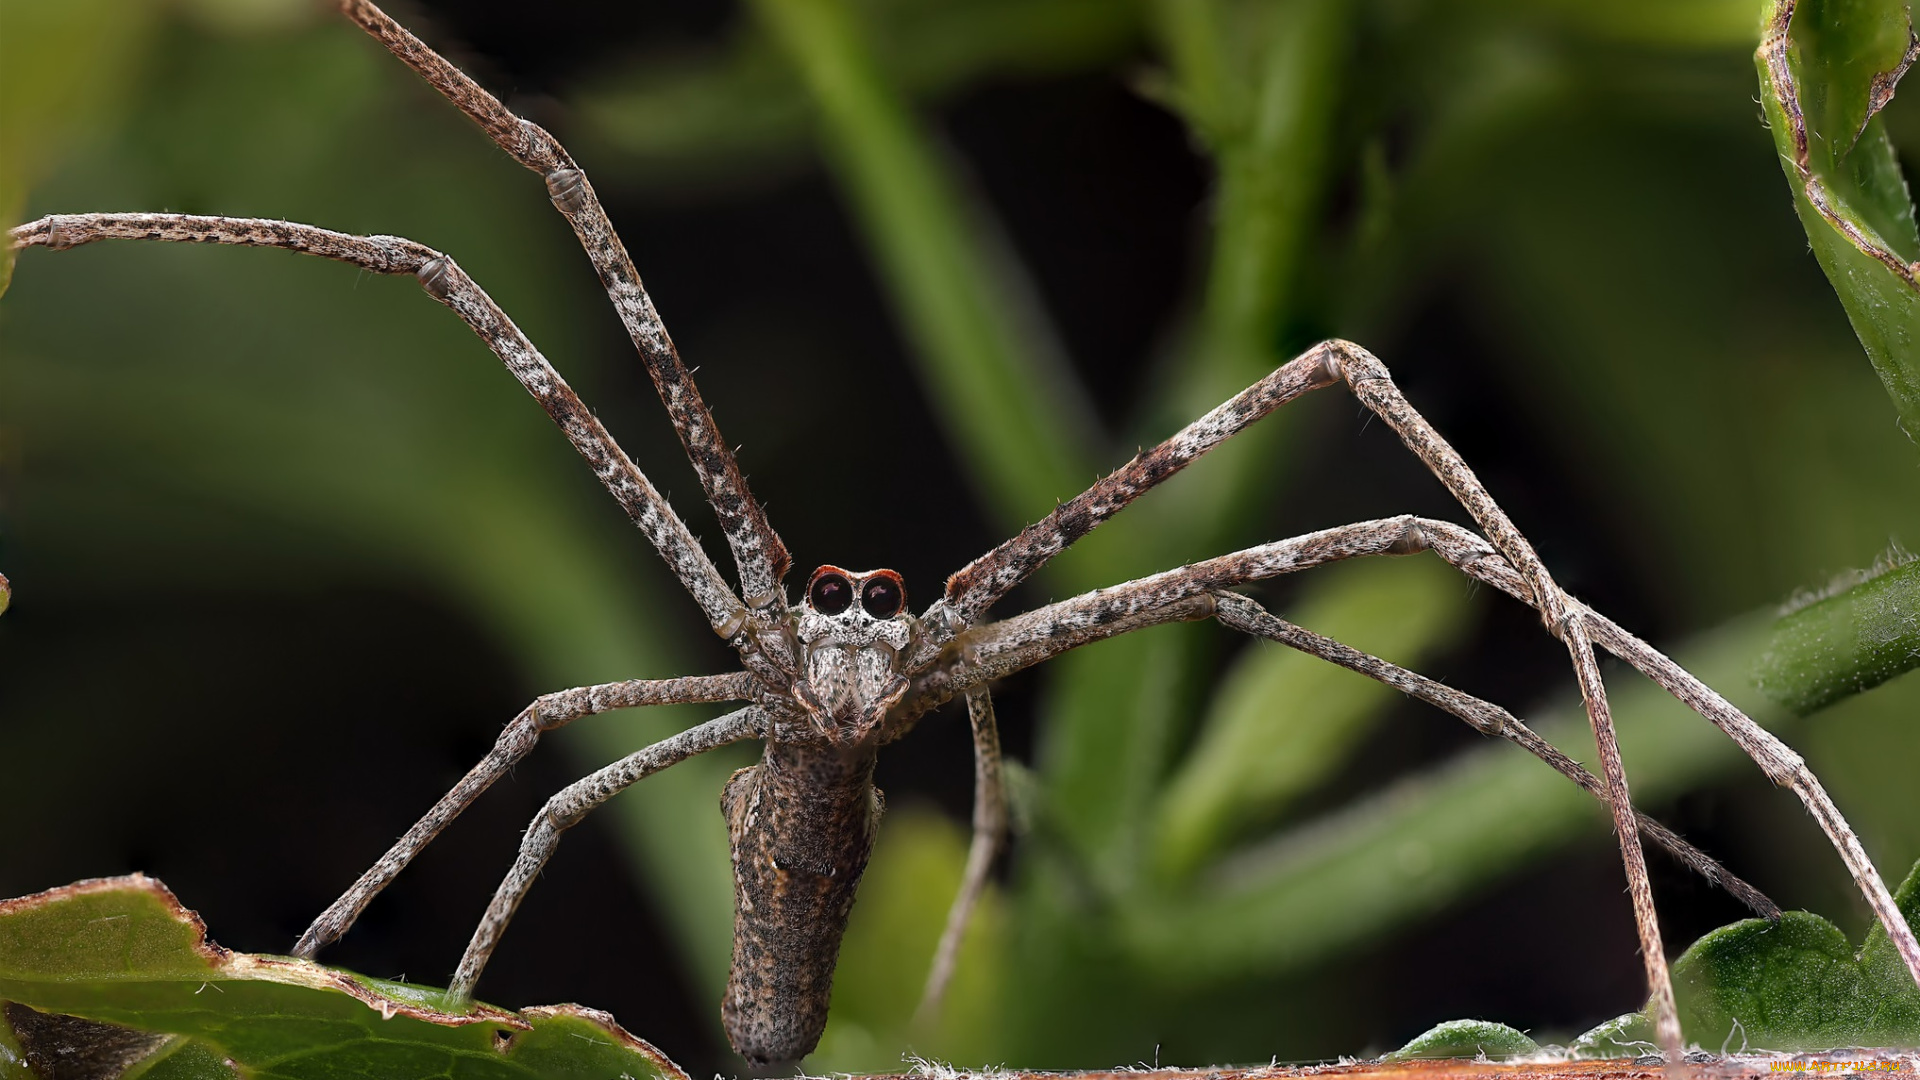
<box><xmin>903</xmin><ymin>528</ymin><xmax>1777</xmax><ymax>916</ymax></box>
<box><xmin>1419</xmin><ymin>517</ymin><xmax>1920</xmax><ymax>1001</ymax></box>
<box><xmin>337</xmin><ymin>0</ymin><xmax>793</xmax><ymax>632</ymax></box>
<box><xmin>936</xmin><ymin>347</ymin><xmax>1340</xmax><ymax>628</ymax></box>
<box><xmin>914</xmin><ymin>688</ymin><xmax>1007</xmax><ymax>1027</ymax></box>
<box><xmin>293</xmin><ymin>672</ymin><xmax>755</xmax><ymax>959</ymax></box>
<box><xmin>1300</xmin><ymin>342</ymin><xmax>1676</xmax><ymax>1051</ymax></box>
<box><xmin>1209</xmin><ymin>591</ymin><xmax>1780</xmax><ymax>919</ymax></box>
<box><xmin>6</xmin><ymin>213</ymin><xmax>754</xmax><ymax>644</ymax></box>
<box><xmin>449</xmin><ymin>705</ymin><xmax>766</xmax><ymax>1004</ymax></box>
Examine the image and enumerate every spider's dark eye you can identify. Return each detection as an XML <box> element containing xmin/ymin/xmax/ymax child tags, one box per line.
<box><xmin>860</xmin><ymin>575</ymin><xmax>904</xmax><ymax>619</ymax></box>
<box><xmin>809</xmin><ymin>572</ymin><xmax>853</xmax><ymax>615</ymax></box>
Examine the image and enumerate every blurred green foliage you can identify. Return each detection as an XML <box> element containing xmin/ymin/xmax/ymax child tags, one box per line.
<box><xmin>10</xmin><ymin>0</ymin><xmax>1920</xmax><ymax>1073</ymax></box>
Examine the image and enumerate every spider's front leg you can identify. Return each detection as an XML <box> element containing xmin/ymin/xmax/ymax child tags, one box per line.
<box><xmin>915</xmin><ymin>339</ymin><xmax>1920</xmax><ymax>1053</ymax></box>
<box><xmin>337</xmin><ymin>0</ymin><xmax>800</xmax><ymax>673</ymax></box>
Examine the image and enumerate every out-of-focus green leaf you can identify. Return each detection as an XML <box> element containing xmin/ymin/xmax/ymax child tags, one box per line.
<box><xmin>1756</xmin><ymin>558</ymin><xmax>1920</xmax><ymax>714</ymax></box>
<box><xmin>1152</xmin><ymin>555</ymin><xmax>1469</xmax><ymax>881</ymax></box>
<box><xmin>1382</xmin><ymin>1019</ymin><xmax>1537</xmax><ymax>1061</ymax></box>
<box><xmin>812</xmin><ymin>807</ymin><xmax>1005</xmax><ymax>1074</ymax></box>
<box><xmin>1757</xmin><ymin>0</ymin><xmax>1920</xmax><ymax>437</ymax></box>
<box><xmin>574</xmin><ymin>0</ymin><xmax>1138</xmax><ymax>181</ymax></box>
<box><xmin>751</xmin><ymin>0</ymin><xmax>1099</xmax><ymax>529</ymax></box>
<box><xmin>1478</xmin><ymin>0</ymin><xmax>1762</xmax><ymax>48</ymax></box>
<box><xmin>0</xmin><ymin>0</ymin><xmax>157</xmax><ymax>294</ymax></box>
<box><xmin>1668</xmin><ymin>857</ymin><xmax>1920</xmax><ymax>1050</ymax></box>
<box><xmin>1033</xmin><ymin>0</ymin><xmax>1358</xmax><ymax>906</ymax></box>
<box><xmin>0</xmin><ymin>876</ymin><xmax>687</xmax><ymax>1080</ymax></box>
<box><xmin>1123</xmin><ymin>613</ymin><xmax>1785</xmax><ymax>983</ymax></box>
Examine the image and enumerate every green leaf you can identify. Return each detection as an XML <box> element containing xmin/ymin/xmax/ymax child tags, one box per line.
<box><xmin>574</xmin><ymin>0</ymin><xmax>1139</xmax><ymax>182</ymax></box>
<box><xmin>1382</xmin><ymin>1019</ymin><xmax>1538</xmax><ymax>1061</ymax></box>
<box><xmin>1669</xmin><ymin>856</ymin><xmax>1920</xmax><ymax>1050</ymax></box>
<box><xmin>1755</xmin><ymin>556</ymin><xmax>1920</xmax><ymax>714</ymax></box>
<box><xmin>0</xmin><ymin>876</ymin><xmax>688</xmax><ymax>1080</ymax></box>
<box><xmin>1151</xmin><ymin>555</ymin><xmax>1470</xmax><ymax>881</ymax></box>
<box><xmin>1567</xmin><ymin>1013</ymin><xmax>1659</xmax><ymax>1059</ymax></box>
<box><xmin>1757</xmin><ymin>0</ymin><xmax>1920</xmax><ymax>439</ymax></box>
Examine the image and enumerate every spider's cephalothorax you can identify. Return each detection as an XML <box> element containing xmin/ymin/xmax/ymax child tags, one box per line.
<box><xmin>791</xmin><ymin>565</ymin><xmax>916</xmax><ymax>743</ymax></box>
<box><xmin>718</xmin><ymin>567</ymin><xmax>916</xmax><ymax>1065</ymax></box>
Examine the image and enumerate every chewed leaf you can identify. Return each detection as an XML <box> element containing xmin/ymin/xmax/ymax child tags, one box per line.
<box><xmin>0</xmin><ymin>875</ymin><xmax>687</xmax><ymax>1080</ymax></box>
<box><xmin>1382</xmin><ymin>1020</ymin><xmax>1537</xmax><ymax>1061</ymax></box>
<box><xmin>1758</xmin><ymin>0</ymin><xmax>1920</xmax><ymax>437</ymax></box>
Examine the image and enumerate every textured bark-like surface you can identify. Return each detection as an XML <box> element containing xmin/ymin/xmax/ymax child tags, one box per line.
<box><xmin>721</xmin><ymin>740</ymin><xmax>883</xmax><ymax>1066</ymax></box>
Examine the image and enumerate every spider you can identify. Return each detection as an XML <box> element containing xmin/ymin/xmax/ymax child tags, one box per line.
<box><xmin>9</xmin><ymin>0</ymin><xmax>1920</xmax><ymax>1069</ymax></box>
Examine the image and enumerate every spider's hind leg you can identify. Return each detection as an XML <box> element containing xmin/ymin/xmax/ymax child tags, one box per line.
<box><xmin>1208</xmin><ymin>590</ymin><xmax>1782</xmax><ymax>921</ymax></box>
<box><xmin>914</xmin><ymin>687</ymin><xmax>1008</xmax><ymax>1029</ymax></box>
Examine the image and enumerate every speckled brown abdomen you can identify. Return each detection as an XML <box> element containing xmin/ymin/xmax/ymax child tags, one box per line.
<box><xmin>720</xmin><ymin>741</ymin><xmax>884</xmax><ymax>1067</ymax></box>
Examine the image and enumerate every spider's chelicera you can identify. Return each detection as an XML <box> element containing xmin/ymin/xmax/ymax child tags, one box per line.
<box><xmin>797</xmin><ymin>568</ymin><xmax>916</xmax><ymax>755</ymax></box>
<box><xmin>12</xmin><ymin>0</ymin><xmax>1920</xmax><ymax>1070</ymax></box>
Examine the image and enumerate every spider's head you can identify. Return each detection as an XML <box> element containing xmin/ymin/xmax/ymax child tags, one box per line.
<box><xmin>794</xmin><ymin>565</ymin><xmax>914</xmax><ymax>734</ymax></box>
<box><xmin>795</xmin><ymin>564</ymin><xmax>912</xmax><ymax>649</ymax></box>
<box><xmin>800</xmin><ymin>564</ymin><xmax>906</xmax><ymax>627</ymax></box>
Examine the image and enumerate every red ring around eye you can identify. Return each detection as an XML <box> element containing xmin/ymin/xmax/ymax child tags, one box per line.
<box><xmin>808</xmin><ymin>567</ymin><xmax>854</xmax><ymax>615</ymax></box>
<box><xmin>860</xmin><ymin>572</ymin><xmax>905</xmax><ymax>619</ymax></box>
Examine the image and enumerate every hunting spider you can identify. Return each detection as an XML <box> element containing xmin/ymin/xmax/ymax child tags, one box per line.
<box><xmin>9</xmin><ymin>0</ymin><xmax>1920</xmax><ymax>1068</ymax></box>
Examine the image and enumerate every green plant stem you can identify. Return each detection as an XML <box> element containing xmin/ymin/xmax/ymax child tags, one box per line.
<box><xmin>751</xmin><ymin>0</ymin><xmax>1098</xmax><ymax>529</ymax></box>
<box><xmin>1756</xmin><ymin>562</ymin><xmax>1920</xmax><ymax>715</ymax></box>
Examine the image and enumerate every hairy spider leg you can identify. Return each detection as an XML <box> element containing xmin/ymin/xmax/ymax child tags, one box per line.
<box><xmin>338</xmin><ymin>0</ymin><xmax>795</xmax><ymax>659</ymax></box>
<box><xmin>452</xmin><ymin>707</ymin><xmax>768</xmax><ymax>1001</ymax></box>
<box><xmin>910</xmin><ymin>341</ymin><xmax>1920</xmax><ymax>1056</ymax></box>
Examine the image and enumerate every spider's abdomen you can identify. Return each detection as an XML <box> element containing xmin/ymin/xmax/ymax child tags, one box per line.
<box><xmin>720</xmin><ymin>739</ymin><xmax>883</xmax><ymax>1066</ymax></box>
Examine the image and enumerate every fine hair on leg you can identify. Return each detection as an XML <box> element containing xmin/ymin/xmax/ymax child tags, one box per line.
<box><xmin>912</xmin><ymin>337</ymin><xmax>1920</xmax><ymax>1051</ymax></box>
<box><xmin>451</xmin><ymin>705</ymin><xmax>767</xmax><ymax>1004</ymax></box>
<box><xmin>295</xmin><ymin>672</ymin><xmax>757</xmax><ymax>959</ymax></box>
<box><xmin>907</xmin><ymin>540</ymin><xmax>1774</xmax><ymax>919</ymax></box>
<box><xmin>336</xmin><ymin>0</ymin><xmax>793</xmax><ymax>629</ymax></box>
<box><xmin>915</xmin><ymin>687</ymin><xmax>1008</xmax><ymax>1027</ymax></box>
